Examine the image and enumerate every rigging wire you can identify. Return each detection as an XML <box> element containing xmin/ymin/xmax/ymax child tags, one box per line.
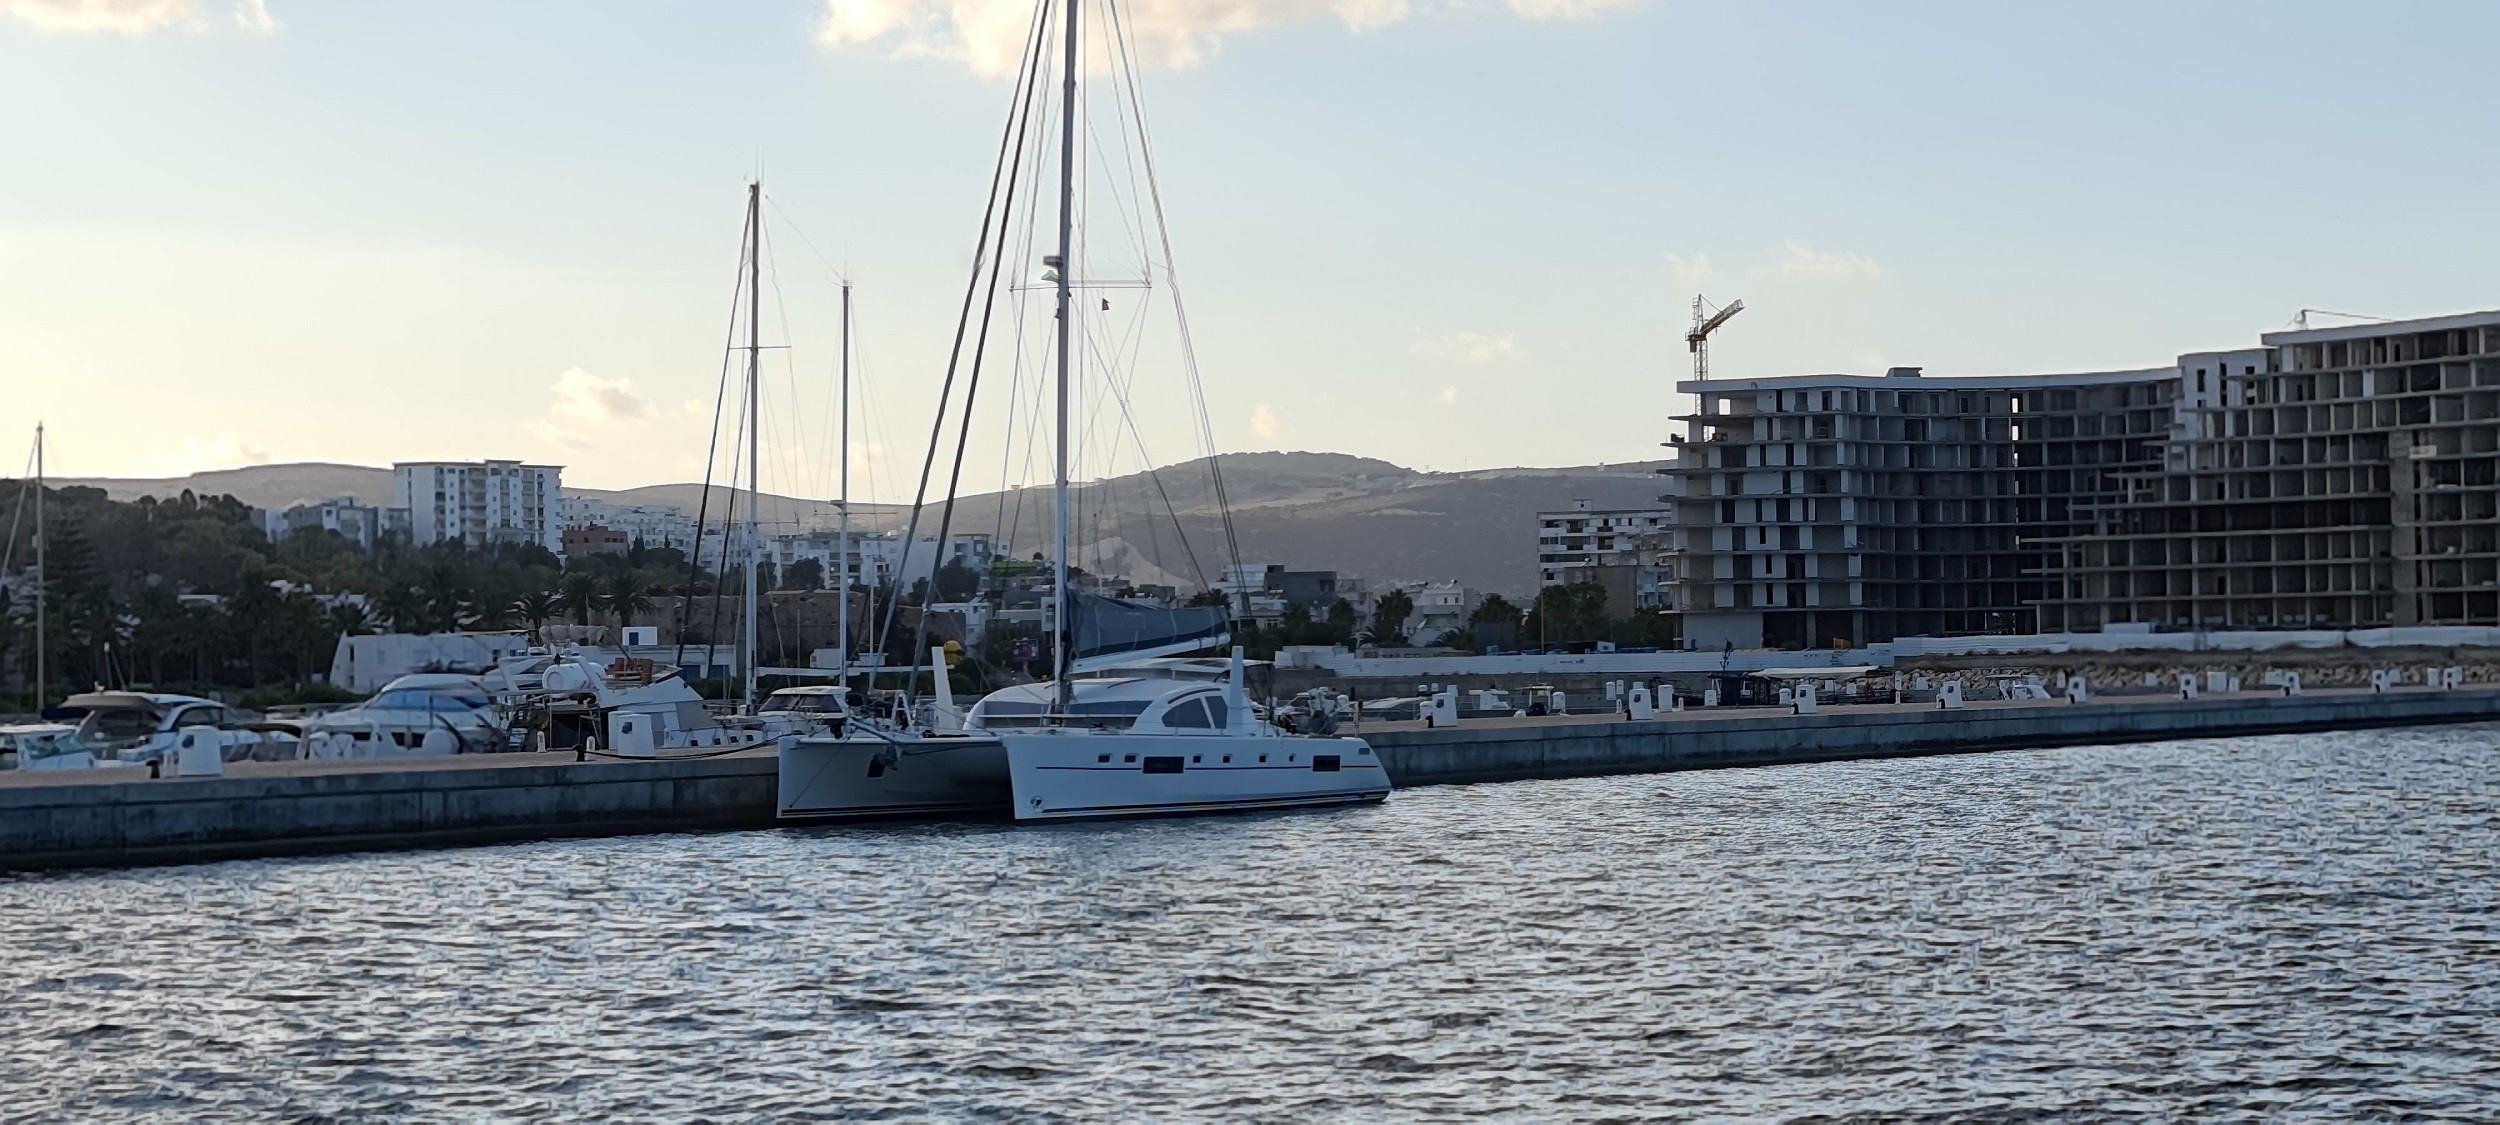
<box><xmin>672</xmin><ymin>198</ymin><xmax>761</xmax><ymax>671</ymax></box>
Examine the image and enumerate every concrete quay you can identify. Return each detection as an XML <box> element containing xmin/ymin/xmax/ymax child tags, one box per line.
<box><xmin>2</xmin><ymin>688</ymin><xmax>2493</xmax><ymax>872</ymax></box>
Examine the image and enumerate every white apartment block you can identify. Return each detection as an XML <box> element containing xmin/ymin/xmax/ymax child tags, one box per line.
<box><xmin>766</xmin><ymin>530</ymin><xmax>996</xmax><ymax>591</ymax></box>
<box><xmin>556</xmin><ymin>496</ymin><xmax>702</xmax><ymax>553</ymax></box>
<box><xmin>1537</xmin><ymin>500</ymin><xmax>1677</xmax><ymax>589</ymax></box>
<box><xmin>394</xmin><ymin>460</ymin><xmax>563</xmax><ymax>554</ymax></box>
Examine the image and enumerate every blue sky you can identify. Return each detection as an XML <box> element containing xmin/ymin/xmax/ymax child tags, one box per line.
<box><xmin>5</xmin><ymin>0</ymin><xmax>2497</xmax><ymax>493</ymax></box>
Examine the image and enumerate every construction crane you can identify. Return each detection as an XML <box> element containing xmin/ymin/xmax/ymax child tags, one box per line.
<box><xmin>1687</xmin><ymin>294</ymin><xmax>1744</xmax><ymax>380</ymax></box>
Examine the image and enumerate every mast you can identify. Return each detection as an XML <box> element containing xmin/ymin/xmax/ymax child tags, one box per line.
<box><xmin>32</xmin><ymin>423</ymin><xmax>44</xmax><ymax>712</ymax></box>
<box><xmin>742</xmin><ymin>181</ymin><xmax>763</xmax><ymax>712</ymax></box>
<box><xmin>837</xmin><ymin>280</ymin><xmax>853</xmax><ymax>684</ymax></box>
<box><xmin>1050</xmin><ymin>0</ymin><xmax>1080</xmax><ymax>715</ymax></box>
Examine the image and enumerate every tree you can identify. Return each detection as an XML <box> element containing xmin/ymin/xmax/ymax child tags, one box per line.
<box><xmin>782</xmin><ymin>557</ymin><xmax>824</xmax><ymax>591</ymax></box>
<box><xmin>601</xmin><ymin>575</ymin><xmax>655</xmax><ymax>628</ymax></box>
<box><xmin>1186</xmin><ymin>588</ymin><xmax>1228</xmax><ymax>608</ymax></box>
<box><xmin>935</xmin><ymin>558</ymin><xmax>980</xmax><ymax>602</ymax></box>
<box><xmin>558</xmin><ymin>573</ymin><xmax>602</xmax><ymax>627</ymax></box>
<box><xmin>511</xmin><ymin>589</ymin><xmax>560</xmax><ymax>641</ymax></box>
<box><xmin>1372</xmin><ymin>588</ymin><xmax>1413</xmax><ymax>645</ymax></box>
<box><xmin>1526</xmin><ymin>582</ymin><xmax>1608</xmax><ymax>646</ymax></box>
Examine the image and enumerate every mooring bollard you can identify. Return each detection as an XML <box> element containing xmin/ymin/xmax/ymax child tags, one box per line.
<box><xmin>1937</xmin><ymin>680</ymin><xmax>1964</xmax><ymax>709</ymax></box>
<box><xmin>2065</xmin><ymin>674</ymin><xmax>2090</xmax><ymax>703</ymax></box>
<box><xmin>2280</xmin><ymin>671</ymin><xmax>2302</xmax><ymax>697</ymax></box>
<box><xmin>1794</xmin><ymin>684</ymin><xmax>1820</xmax><ymax>715</ymax></box>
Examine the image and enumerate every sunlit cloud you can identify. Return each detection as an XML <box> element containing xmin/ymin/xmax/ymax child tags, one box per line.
<box><xmin>549</xmin><ymin>367</ymin><xmax>655</xmax><ymax>424</ymax></box>
<box><xmin>1666</xmin><ymin>251</ymin><xmax>1713</xmax><ymax>291</ymax></box>
<box><xmin>1248</xmin><ymin>402</ymin><xmax>1281</xmax><ymax>440</ymax></box>
<box><xmin>1438</xmin><ymin>385</ymin><xmax>1459</xmax><ymax>405</ymax></box>
<box><xmin>1414</xmin><ymin>330</ymin><xmax>1521</xmax><ymax>365</ymax></box>
<box><xmin>818</xmin><ymin>0</ymin><xmax>1631</xmax><ymax>77</ymax></box>
<box><xmin>1777</xmin><ymin>240</ymin><xmax>1881</xmax><ymax>279</ymax></box>
<box><xmin>2</xmin><ymin>0</ymin><xmax>275</xmax><ymax>32</ymax></box>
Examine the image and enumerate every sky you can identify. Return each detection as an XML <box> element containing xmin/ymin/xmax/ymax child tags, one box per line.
<box><xmin>7</xmin><ymin>0</ymin><xmax>2500</xmax><ymax>498</ymax></box>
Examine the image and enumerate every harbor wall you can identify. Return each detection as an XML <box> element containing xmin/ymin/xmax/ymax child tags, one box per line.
<box><xmin>0</xmin><ymin>755</ymin><xmax>775</xmax><ymax>872</ymax></box>
<box><xmin>1365</xmin><ymin>689</ymin><xmax>2500</xmax><ymax>786</ymax></box>
<box><xmin>4</xmin><ymin>690</ymin><xmax>2495</xmax><ymax>872</ymax></box>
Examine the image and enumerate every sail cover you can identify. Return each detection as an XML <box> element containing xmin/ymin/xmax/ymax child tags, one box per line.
<box><xmin>1070</xmin><ymin>592</ymin><xmax>1229</xmax><ymax>670</ymax></box>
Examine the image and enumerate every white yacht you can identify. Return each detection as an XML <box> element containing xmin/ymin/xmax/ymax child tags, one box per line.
<box><xmin>296</xmin><ymin>673</ymin><xmax>504</xmax><ymax>758</ymax></box>
<box><xmin>778</xmin><ymin>650</ymin><xmax>1011</xmax><ymax>820</ymax></box>
<box><xmin>987</xmin><ymin>650</ymin><xmax>1388</xmax><ymax>821</ymax></box>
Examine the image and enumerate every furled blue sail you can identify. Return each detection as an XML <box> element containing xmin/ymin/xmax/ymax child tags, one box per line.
<box><xmin>1069</xmin><ymin>592</ymin><xmax>1230</xmax><ymax>672</ymax></box>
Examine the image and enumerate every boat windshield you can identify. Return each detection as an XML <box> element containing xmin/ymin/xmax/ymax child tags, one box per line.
<box><xmin>761</xmin><ymin>691</ymin><xmax>847</xmax><ymax>714</ymax></box>
<box><xmin>975</xmin><ymin>700</ymin><xmax>1151</xmax><ymax>730</ymax></box>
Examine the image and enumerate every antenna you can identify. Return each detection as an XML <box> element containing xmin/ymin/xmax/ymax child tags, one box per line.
<box><xmin>1687</xmin><ymin>294</ymin><xmax>1744</xmax><ymax>381</ymax></box>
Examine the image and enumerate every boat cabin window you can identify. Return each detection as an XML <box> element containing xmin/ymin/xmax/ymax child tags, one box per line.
<box><xmin>1162</xmin><ymin>695</ymin><xmax>1228</xmax><ymax>729</ymax></box>
<box><xmin>170</xmin><ymin>705</ymin><xmax>230</xmax><ymax>728</ymax></box>
<box><xmin>976</xmin><ymin>700</ymin><xmax>1151</xmax><ymax>729</ymax></box>
<box><xmin>370</xmin><ymin>689</ymin><xmax>489</xmax><ymax>713</ymax></box>
<box><xmin>83</xmin><ymin>709</ymin><xmax>160</xmax><ymax>743</ymax></box>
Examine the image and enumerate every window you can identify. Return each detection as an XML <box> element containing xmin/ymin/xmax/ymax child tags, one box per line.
<box><xmin>1163</xmin><ymin>698</ymin><xmax>1215</xmax><ymax>728</ymax></box>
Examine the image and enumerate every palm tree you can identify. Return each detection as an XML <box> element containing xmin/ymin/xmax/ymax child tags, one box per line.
<box><xmin>512</xmin><ymin>590</ymin><xmax>560</xmax><ymax>642</ymax></box>
<box><xmin>557</xmin><ymin>574</ymin><xmax>601</xmax><ymax>627</ymax></box>
<box><xmin>377</xmin><ymin>585</ymin><xmax>426</xmax><ymax>634</ymax></box>
<box><xmin>326</xmin><ymin>601</ymin><xmax>375</xmax><ymax>638</ymax></box>
<box><xmin>600</xmin><ymin>575</ymin><xmax>655</xmax><ymax>629</ymax></box>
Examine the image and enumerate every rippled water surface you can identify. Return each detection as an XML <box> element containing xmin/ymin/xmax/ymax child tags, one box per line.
<box><xmin>5</xmin><ymin>728</ymin><xmax>2498</xmax><ymax>1120</ymax></box>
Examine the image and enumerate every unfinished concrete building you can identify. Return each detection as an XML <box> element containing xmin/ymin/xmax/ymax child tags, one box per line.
<box><xmin>1662</xmin><ymin>367</ymin><xmax>2177</xmax><ymax>650</ymax></box>
<box><xmin>2039</xmin><ymin>310</ymin><xmax>2500</xmax><ymax>630</ymax></box>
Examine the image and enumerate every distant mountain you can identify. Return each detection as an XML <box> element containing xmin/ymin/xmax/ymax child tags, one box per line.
<box><xmin>49</xmin><ymin>451</ymin><xmax>1670</xmax><ymax>596</ymax></box>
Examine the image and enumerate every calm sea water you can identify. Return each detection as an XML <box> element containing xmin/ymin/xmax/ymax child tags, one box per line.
<box><xmin>4</xmin><ymin>727</ymin><xmax>2496</xmax><ymax>1120</ymax></box>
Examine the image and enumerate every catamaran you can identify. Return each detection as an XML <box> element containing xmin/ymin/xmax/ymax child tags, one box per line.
<box><xmin>781</xmin><ymin>0</ymin><xmax>1387</xmax><ymax>823</ymax></box>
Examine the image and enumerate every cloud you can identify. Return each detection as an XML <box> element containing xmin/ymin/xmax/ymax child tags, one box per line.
<box><xmin>819</xmin><ymin>0</ymin><xmax>1627</xmax><ymax>76</ymax></box>
<box><xmin>1248</xmin><ymin>402</ymin><xmax>1281</xmax><ymax>440</ymax></box>
<box><xmin>3</xmin><ymin>0</ymin><xmax>272</xmax><ymax>32</ymax></box>
<box><xmin>1777</xmin><ymin>240</ymin><xmax>1881</xmax><ymax>279</ymax></box>
<box><xmin>1413</xmin><ymin>330</ymin><xmax>1521</xmax><ymax>365</ymax></box>
<box><xmin>1437</xmin><ymin>385</ymin><xmax>1459</xmax><ymax>405</ymax></box>
<box><xmin>1506</xmin><ymin>0</ymin><xmax>1633</xmax><ymax>20</ymax></box>
<box><xmin>116</xmin><ymin>428</ymin><xmax>270</xmax><ymax>477</ymax></box>
<box><xmin>1666</xmin><ymin>252</ymin><xmax>1713</xmax><ymax>291</ymax></box>
<box><xmin>527</xmin><ymin>422</ymin><xmax>593</xmax><ymax>454</ymax></box>
<box><xmin>3</xmin><ymin>0</ymin><xmax>193</xmax><ymax>31</ymax></box>
<box><xmin>549</xmin><ymin>367</ymin><xmax>655</xmax><ymax>424</ymax></box>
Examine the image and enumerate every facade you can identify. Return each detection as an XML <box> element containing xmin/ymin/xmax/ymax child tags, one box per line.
<box><xmin>1663</xmin><ymin>366</ymin><xmax>2177</xmax><ymax>649</ymax></box>
<box><xmin>1401</xmin><ymin>580</ymin><xmax>1476</xmax><ymax>645</ymax></box>
<box><xmin>556</xmin><ymin>496</ymin><xmax>701</xmax><ymax>552</ymax></box>
<box><xmin>766</xmin><ymin>530</ymin><xmax>996</xmax><ymax>593</ymax></box>
<box><xmin>394</xmin><ymin>461</ymin><xmax>562</xmax><ymax>553</ymax></box>
<box><xmin>561</xmin><ymin>525</ymin><xmax>631</xmax><ymax>557</ymax></box>
<box><xmin>1536</xmin><ymin>500</ymin><xmax>1676</xmax><ymax>610</ymax></box>
<box><xmin>258</xmin><ymin>496</ymin><xmax>398</xmax><ymax>550</ymax></box>
<box><xmin>2039</xmin><ymin>311</ymin><xmax>2500</xmax><ymax>631</ymax></box>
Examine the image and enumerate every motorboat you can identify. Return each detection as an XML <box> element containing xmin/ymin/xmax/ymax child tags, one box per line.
<box><xmin>491</xmin><ymin>651</ymin><xmax>828</xmax><ymax>756</ymax></box>
<box><xmin>56</xmin><ymin>691</ymin><xmax>299</xmax><ymax>766</ymax></box>
<box><xmin>988</xmin><ymin>649</ymin><xmax>1389</xmax><ymax>821</ymax></box>
<box><xmin>0</xmin><ymin>723</ymin><xmax>110</xmax><ymax>772</ymax></box>
<box><xmin>294</xmin><ymin>674</ymin><xmax>506</xmax><ymax>759</ymax></box>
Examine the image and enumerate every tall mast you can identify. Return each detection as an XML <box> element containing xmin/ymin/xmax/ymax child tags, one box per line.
<box><xmin>742</xmin><ymin>181</ymin><xmax>764</xmax><ymax>712</ymax></box>
<box><xmin>1050</xmin><ymin>0</ymin><xmax>1080</xmax><ymax>715</ymax></box>
<box><xmin>836</xmin><ymin>280</ymin><xmax>853</xmax><ymax>683</ymax></box>
<box><xmin>32</xmin><ymin>423</ymin><xmax>44</xmax><ymax>712</ymax></box>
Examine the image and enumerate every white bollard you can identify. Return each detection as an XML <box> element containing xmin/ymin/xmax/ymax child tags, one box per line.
<box><xmin>2370</xmin><ymin>669</ymin><xmax>2396</xmax><ymax>694</ymax></box>
<box><xmin>2443</xmin><ymin>666</ymin><xmax>2464</xmax><ymax>690</ymax></box>
<box><xmin>1426</xmin><ymin>689</ymin><xmax>1462</xmax><ymax>728</ymax></box>
<box><xmin>1550</xmin><ymin>690</ymin><xmax>1568</xmax><ymax>714</ymax></box>
<box><xmin>175</xmin><ymin>727</ymin><xmax>224</xmax><ymax>777</ymax></box>
<box><xmin>2179</xmin><ymin>673</ymin><xmax>2200</xmax><ymax>700</ymax></box>
<box><xmin>1794</xmin><ymin>684</ymin><xmax>1819</xmax><ymax>715</ymax></box>
<box><xmin>1604</xmin><ymin>680</ymin><xmax>1623</xmax><ymax>701</ymax></box>
<box><xmin>1627</xmin><ymin>684</ymin><xmax>1656</xmax><ymax>721</ymax></box>
<box><xmin>1702</xmin><ymin>688</ymin><xmax>1720</xmax><ymax>708</ymax></box>
<box><xmin>1937</xmin><ymin>680</ymin><xmax>1964</xmax><ymax>709</ymax></box>
<box><xmin>1777</xmin><ymin>687</ymin><xmax>1794</xmax><ymax>707</ymax></box>
<box><xmin>2065</xmin><ymin>674</ymin><xmax>2090</xmax><ymax>704</ymax></box>
<box><xmin>2280</xmin><ymin>671</ymin><xmax>2302</xmax><ymax>697</ymax></box>
<box><xmin>2205</xmin><ymin>671</ymin><xmax>2228</xmax><ymax>695</ymax></box>
<box><xmin>2143</xmin><ymin>671</ymin><xmax>2162</xmax><ymax>688</ymax></box>
<box><xmin>2226</xmin><ymin>675</ymin><xmax>2242</xmax><ymax>694</ymax></box>
<box><xmin>1913</xmin><ymin>674</ymin><xmax>1933</xmax><ymax>691</ymax></box>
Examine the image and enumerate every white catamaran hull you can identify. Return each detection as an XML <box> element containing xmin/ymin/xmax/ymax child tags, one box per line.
<box><xmin>777</xmin><ymin>732</ymin><xmax>1011</xmax><ymax>820</ymax></box>
<box><xmin>999</xmin><ymin>731</ymin><xmax>1390</xmax><ymax>821</ymax></box>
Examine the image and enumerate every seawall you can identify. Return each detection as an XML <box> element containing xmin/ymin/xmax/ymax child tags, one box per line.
<box><xmin>3</xmin><ymin>689</ymin><xmax>2493</xmax><ymax>872</ymax></box>
<box><xmin>1366</xmin><ymin>689</ymin><xmax>2500</xmax><ymax>786</ymax></box>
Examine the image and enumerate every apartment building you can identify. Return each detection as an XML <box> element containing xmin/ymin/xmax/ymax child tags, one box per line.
<box><xmin>556</xmin><ymin>496</ymin><xmax>700</xmax><ymax>552</ymax></box>
<box><xmin>2040</xmin><ymin>310</ymin><xmax>2500</xmax><ymax>631</ymax></box>
<box><xmin>1536</xmin><ymin>500</ymin><xmax>1676</xmax><ymax>610</ymax></box>
<box><xmin>393</xmin><ymin>461</ymin><xmax>563</xmax><ymax>554</ymax></box>
<box><xmin>1661</xmin><ymin>366</ymin><xmax>2177</xmax><ymax>649</ymax></box>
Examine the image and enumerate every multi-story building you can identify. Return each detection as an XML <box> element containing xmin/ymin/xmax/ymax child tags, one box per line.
<box><xmin>394</xmin><ymin>461</ymin><xmax>563</xmax><ymax>553</ymax></box>
<box><xmin>2040</xmin><ymin>310</ymin><xmax>2500</xmax><ymax>631</ymax></box>
<box><xmin>555</xmin><ymin>496</ymin><xmax>701</xmax><ymax>553</ymax></box>
<box><xmin>561</xmin><ymin>525</ymin><xmax>631</xmax><ymax>557</ymax></box>
<box><xmin>1536</xmin><ymin>500</ymin><xmax>1677</xmax><ymax>610</ymax></box>
<box><xmin>1662</xmin><ymin>366</ymin><xmax>2177</xmax><ymax>649</ymax></box>
<box><xmin>258</xmin><ymin>496</ymin><xmax>398</xmax><ymax>550</ymax></box>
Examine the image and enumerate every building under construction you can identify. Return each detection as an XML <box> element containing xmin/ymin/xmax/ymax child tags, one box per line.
<box><xmin>1660</xmin><ymin>307</ymin><xmax>2500</xmax><ymax>648</ymax></box>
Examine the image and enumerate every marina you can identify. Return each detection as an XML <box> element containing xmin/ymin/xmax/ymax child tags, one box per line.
<box><xmin>5</xmin><ymin>685</ymin><xmax>2493</xmax><ymax>871</ymax></box>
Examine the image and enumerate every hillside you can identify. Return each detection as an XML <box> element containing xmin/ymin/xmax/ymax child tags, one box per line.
<box><xmin>48</xmin><ymin>452</ymin><xmax>1672</xmax><ymax>595</ymax></box>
